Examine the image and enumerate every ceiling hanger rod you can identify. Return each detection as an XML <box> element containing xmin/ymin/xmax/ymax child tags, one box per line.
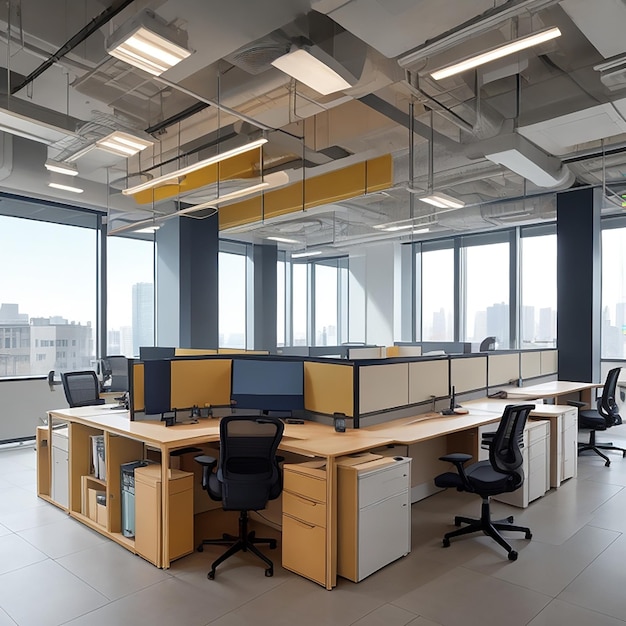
<box><xmin>11</xmin><ymin>0</ymin><xmax>137</xmax><ymax>95</ymax></box>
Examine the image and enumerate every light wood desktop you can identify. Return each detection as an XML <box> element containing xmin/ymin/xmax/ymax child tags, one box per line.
<box><xmin>36</xmin><ymin>405</ymin><xmax>538</xmax><ymax>589</ymax></box>
<box><xmin>498</xmin><ymin>380</ymin><xmax>601</xmax><ymax>406</ymax></box>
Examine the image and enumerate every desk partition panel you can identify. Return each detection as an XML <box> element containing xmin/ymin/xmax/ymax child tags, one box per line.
<box><xmin>304</xmin><ymin>361</ymin><xmax>354</xmax><ymax>417</ymax></box>
<box><xmin>174</xmin><ymin>348</ymin><xmax>218</xmax><ymax>356</ymax></box>
<box><xmin>521</xmin><ymin>351</ymin><xmax>542</xmax><ymax>379</ymax></box>
<box><xmin>408</xmin><ymin>359</ymin><xmax>449</xmax><ymax>404</ymax></box>
<box><xmin>131</xmin><ymin>362</ymin><xmax>144</xmax><ymax>412</ymax></box>
<box><xmin>488</xmin><ymin>353</ymin><xmax>520</xmax><ymax>387</ymax></box>
<box><xmin>170</xmin><ymin>359</ymin><xmax>231</xmax><ymax>409</ymax></box>
<box><xmin>541</xmin><ymin>350</ymin><xmax>558</xmax><ymax>375</ymax></box>
<box><xmin>450</xmin><ymin>356</ymin><xmax>487</xmax><ymax>393</ymax></box>
<box><xmin>358</xmin><ymin>362</ymin><xmax>409</xmax><ymax>414</ymax></box>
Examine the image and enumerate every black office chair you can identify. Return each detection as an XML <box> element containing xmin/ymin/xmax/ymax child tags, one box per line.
<box><xmin>194</xmin><ymin>415</ymin><xmax>284</xmax><ymax>579</ymax></box>
<box><xmin>61</xmin><ymin>371</ymin><xmax>106</xmax><ymax>408</ymax></box>
<box><xmin>103</xmin><ymin>355</ymin><xmax>129</xmax><ymax>392</ymax></box>
<box><xmin>479</xmin><ymin>336</ymin><xmax>497</xmax><ymax>351</ymax></box>
<box><xmin>434</xmin><ymin>404</ymin><xmax>534</xmax><ymax>561</ymax></box>
<box><xmin>574</xmin><ymin>367</ymin><xmax>625</xmax><ymax>467</ymax></box>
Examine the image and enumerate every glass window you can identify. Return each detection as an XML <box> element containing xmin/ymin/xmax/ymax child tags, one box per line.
<box><xmin>520</xmin><ymin>232</ymin><xmax>556</xmax><ymax>348</ymax></box>
<box><xmin>107</xmin><ymin>236</ymin><xmax>155</xmax><ymax>357</ymax></box>
<box><xmin>292</xmin><ymin>263</ymin><xmax>308</xmax><ymax>346</ymax></box>
<box><xmin>601</xmin><ymin>226</ymin><xmax>626</xmax><ymax>358</ymax></box>
<box><xmin>421</xmin><ymin>245</ymin><xmax>455</xmax><ymax>341</ymax></box>
<box><xmin>462</xmin><ymin>239</ymin><xmax>510</xmax><ymax>348</ymax></box>
<box><xmin>218</xmin><ymin>250</ymin><xmax>247</xmax><ymax>348</ymax></box>
<box><xmin>277</xmin><ymin>256</ymin><xmax>286</xmax><ymax>347</ymax></box>
<box><xmin>0</xmin><ymin>214</ymin><xmax>97</xmax><ymax>377</ymax></box>
<box><xmin>314</xmin><ymin>262</ymin><xmax>338</xmax><ymax>345</ymax></box>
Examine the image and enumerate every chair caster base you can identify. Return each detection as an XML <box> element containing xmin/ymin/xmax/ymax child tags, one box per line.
<box><xmin>197</xmin><ymin>545</ymin><xmax>203</xmax><ymax>552</ymax></box>
<box><xmin>508</xmin><ymin>550</ymin><xmax>518</xmax><ymax>561</ymax></box>
<box><xmin>442</xmin><ymin>538</ymin><xmax>450</xmax><ymax>548</ymax></box>
<box><xmin>265</xmin><ymin>568</ymin><xmax>273</xmax><ymax>577</ymax></box>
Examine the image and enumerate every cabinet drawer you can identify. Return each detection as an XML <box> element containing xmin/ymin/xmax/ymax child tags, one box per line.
<box><xmin>359</xmin><ymin>462</ymin><xmax>410</xmax><ymax>508</ymax></box>
<box><xmin>284</xmin><ymin>468</ymin><xmax>326</xmax><ymax>503</ymax></box>
<box><xmin>282</xmin><ymin>514</ymin><xmax>326</xmax><ymax>585</ymax></box>
<box><xmin>527</xmin><ymin>458</ymin><xmax>548</xmax><ymax>502</ymax></box>
<box><xmin>283</xmin><ymin>491</ymin><xmax>326</xmax><ymax>528</ymax></box>
<box><xmin>528</xmin><ymin>421</ymin><xmax>549</xmax><ymax>444</ymax></box>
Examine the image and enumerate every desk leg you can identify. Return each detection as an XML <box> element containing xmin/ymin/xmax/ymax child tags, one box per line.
<box><xmin>161</xmin><ymin>448</ymin><xmax>171</xmax><ymax>568</ymax></box>
<box><xmin>546</xmin><ymin>417</ymin><xmax>561</xmax><ymax>488</ymax></box>
<box><xmin>325</xmin><ymin>456</ymin><xmax>337</xmax><ymax>590</ymax></box>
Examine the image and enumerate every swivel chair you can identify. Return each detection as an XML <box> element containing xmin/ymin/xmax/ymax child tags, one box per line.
<box><xmin>479</xmin><ymin>336</ymin><xmax>497</xmax><ymax>351</ymax></box>
<box><xmin>434</xmin><ymin>404</ymin><xmax>534</xmax><ymax>561</ymax></box>
<box><xmin>194</xmin><ymin>415</ymin><xmax>284</xmax><ymax>579</ymax></box>
<box><xmin>574</xmin><ymin>367</ymin><xmax>625</xmax><ymax>467</ymax></box>
<box><xmin>61</xmin><ymin>371</ymin><xmax>105</xmax><ymax>408</ymax></box>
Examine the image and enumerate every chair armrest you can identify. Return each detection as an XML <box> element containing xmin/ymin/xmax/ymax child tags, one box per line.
<box><xmin>439</xmin><ymin>453</ymin><xmax>472</xmax><ymax>464</ymax></box>
<box><xmin>481</xmin><ymin>431</ymin><xmax>495</xmax><ymax>450</ymax></box>
<box><xmin>194</xmin><ymin>455</ymin><xmax>218</xmax><ymax>492</ymax></box>
<box><xmin>567</xmin><ymin>400</ymin><xmax>586</xmax><ymax>408</ymax></box>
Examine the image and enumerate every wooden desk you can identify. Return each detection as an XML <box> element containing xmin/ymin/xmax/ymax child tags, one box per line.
<box><xmin>37</xmin><ymin>407</ymin><xmax>512</xmax><ymax>589</ymax></box>
<box><xmin>499</xmin><ymin>380</ymin><xmax>600</xmax><ymax>406</ymax></box>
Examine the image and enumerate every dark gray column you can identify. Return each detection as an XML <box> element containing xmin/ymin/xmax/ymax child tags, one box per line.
<box><xmin>556</xmin><ymin>187</ymin><xmax>601</xmax><ymax>382</ymax></box>
<box><xmin>253</xmin><ymin>243</ymin><xmax>277</xmax><ymax>352</ymax></box>
<box><xmin>156</xmin><ymin>214</ymin><xmax>218</xmax><ymax>348</ymax></box>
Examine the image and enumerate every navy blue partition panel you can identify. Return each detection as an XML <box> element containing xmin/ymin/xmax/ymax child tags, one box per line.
<box><xmin>143</xmin><ymin>359</ymin><xmax>172</xmax><ymax>415</ymax></box>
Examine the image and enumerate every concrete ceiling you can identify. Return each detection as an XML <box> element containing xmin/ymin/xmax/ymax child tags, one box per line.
<box><xmin>1</xmin><ymin>0</ymin><xmax>626</xmax><ymax>252</ymax></box>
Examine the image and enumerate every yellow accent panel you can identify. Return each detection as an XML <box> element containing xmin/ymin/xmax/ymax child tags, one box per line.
<box><xmin>174</xmin><ymin>348</ymin><xmax>218</xmax><ymax>356</ymax></box>
<box><xmin>132</xmin><ymin>150</ymin><xmax>262</xmax><ymax>205</ymax></box>
<box><xmin>220</xmin><ymin>155</ymin><xmax>392</xmax><ymax>230</ymax></box>
<box><xmin>305</xmin><ymin>162</ymin><xmax>366</xmax><ymax>208</ymax></box>
<box><xmin>385</xmin><ymin>346</ymin><xmax>400</xmax><ymax>357</ymax></box>
<box><xmin>217</xmin><ymin>348</ymin><xmax>269</xmax><ymax>354</ymax></box>
<box><xmin>219</xmin><ymin>195</ymin><xmax>263</xmax><ymax>229</ymax></box>
<box><xmin>170</xmin><ymin>359</ymin><xmax>231</xmax><ymax>409</ymax></box>
<box><xmin>132</xmin><ymin>362</ymin><xmax>145</xmax><ymax>412</ymax></box>
<box><xmin>304</xmin><ymin>361</ymin><xmax>353</xmax><ymax>417</ymax></box>
<box><xmin>366</xmin><ymin>155</ymin><xmax>393</xmax><ymax>193</ymax></box>
<box><xmin>264</xmin><ymin>182</ymin><xmax>304</xmax><ymax>219</ymax></box>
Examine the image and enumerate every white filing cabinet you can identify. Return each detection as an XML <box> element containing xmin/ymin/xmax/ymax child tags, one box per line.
<box><xmin>478</xmin><ymin>419</ymin><xmax>550</xmax><ymax>508</ymax></box>
<box><xmin>337</xmin><ymin>455</ymin><xmax>411</xmax><ymax>582</ymax></box>
<box><xmin>51</xmin><ymin>427</ymin><xmax>69</xmax><ymax>509</ymax></box>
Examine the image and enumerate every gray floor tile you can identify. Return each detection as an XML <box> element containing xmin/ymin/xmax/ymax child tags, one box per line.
<box><xmin>0</xmin><ymin>533</ymin><xmax>48</xmax><ymax>575</ymax></box>
<box><xmin>0</xmin><ymin>559</ymin><xmax>108</xmax><ymax>626</ymax></box>
<box><xmin>0</xmin><ymin>500</ymin><xmax>68</xmax><ymax>532</ymax></box>
<box><xmin>527</xmin><ymin>598</ymin><xmax>626</xmax><ymax>626</ymax></box>
<box><xmin>0</xmin><ymin>608</ymin><xmax>17</xmax><ymax>626</ymax></box>
<box><xmin>350</xmin><ymin>604</ymin><xmax>418</xmax><ymax>626</ymax></box>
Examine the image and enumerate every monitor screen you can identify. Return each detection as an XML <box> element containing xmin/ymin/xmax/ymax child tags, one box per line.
<box><xmin>231</xmin><ymin>358</ymin><xmax>304</xmax><ymax>412</ymax></box>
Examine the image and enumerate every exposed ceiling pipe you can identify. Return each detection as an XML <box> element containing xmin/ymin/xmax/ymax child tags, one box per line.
<box><xmin>10</xmin><ymin>0</ymin><xmax>137</xmax><ymax>95</ymax></box>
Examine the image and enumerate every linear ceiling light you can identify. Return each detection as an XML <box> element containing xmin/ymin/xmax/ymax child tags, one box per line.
<box><xmin>431</xmin><ymin>26</ymin><xmax>561</xmax><ymax>80</ymax></box>
<box><xmin>266</xmin><ymin>236</ymin><xmax>301</xmax><ymax>244</ymax></box>
<box><xmin>106</xmin><ymin>11</ymin><xmax>191</xmax><ymax>76</ymax></box>
<box><xmin>419</xmin><ymin>192</ymin><xmax>465</xmax><ymax>209</ymax></box>
<box><xmin>271</xmin><ymin>44</ymin><xmax>357</xmax><ymax>95</ymax></box>
<box><xmin>96</xmin><ymin>131</ymin><xmax>154</xmax><ymax>157</ymax></box>
<box><xmin>0</xmin><ymin>107</ymin><xmax>78</xmax><ymax>145</ymax></box>
<box><xmin>48</xmin><ymin>182</ymin><xmax>84</xmax><ymax>194</ymax></box>
<box><xmin>291</xmin><ymin>250</ymin><xmax>322</xmax><ymax>259</ymax></box>
<box><xmin>122</xmin><ymin>138</ymin><xmax>268</xmax><ymax>196</ymax></box>
<box><xmin>45</xmin><ymin>159</ymin><xmax>78</xmax><ymax>176</ymax></box>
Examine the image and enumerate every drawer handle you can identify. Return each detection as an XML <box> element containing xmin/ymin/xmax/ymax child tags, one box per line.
<box><xmin>290</xmin><ymin>517</ymin><xmax>316</xmax><ymax>530</ymax></box>
<box><xmin>291</xmin><ymin>493</ymin><xmax>318</xmax><ymax>507</ymax></box>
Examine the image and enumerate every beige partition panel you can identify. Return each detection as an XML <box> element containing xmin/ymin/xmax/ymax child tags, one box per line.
<box><xmin>521</xmin><ymin>351</ymin><xmax>542</xmax><ymax>379</ymax></box>
<box><xmin>174</xmin><ymin>348</ymin><xmax>218</xmax><ymax>356</ymax></box>
<box><xmin>541</xmin><ymin>350</ymin><xmax>558</xmax><ymax>375</ymax></box>
<box><xmin>450</xmin><ymin>356</ymin><xmax>487</xmax><ymax>393</ymax></box>
<box><xmin>348</xmin><ymin>347</ymin><xmax>385</xmax><ymax>359</ymax></box>
<box><xmin>170</xmin><ymin>359</ymin><xmax>231</xmax><ymax>408</ymax></box>
<box><xmin>408</xmin><ymin>360</ymin><xmax>448</xmax><ymax>404</ymax></box>
<box><xmin>488</xmin><ymin>353</ymin><xmax>520</xmax><ymax>387</ymax></box>
<box><xmin>359</xmin><ymin>363</ymin><xmax>409</xmax><ymax>414</ymax></box>
<box><xmin>304</xmin><ymin>361</ymin><xmax>353</xmax><ymax>417</ymax></box>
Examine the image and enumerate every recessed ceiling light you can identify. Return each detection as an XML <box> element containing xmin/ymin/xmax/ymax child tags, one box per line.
<box><xmin>419</xmin><ymin>192</ymin><xmax>465</xmax><ymax>209</ymax></box>
<box><xmin>291</xmin><ymin>250</ymin><xmax>322</xmax><ymax>259</ymax></box>
<box><xmin>266</xmin><ymin>236</ymin><xmax>301</xmax><ymax>244</ymax></box>
<box><xmin>95</xmin><ymin>131</ymin><xmax>154</xmax><ymax>157</ymax></box>
<box><xmin>45</xmin><ymin>159</ymin><xmax>78</xmax><ymax>176</ymax></box>
<box><xmin>48</xmin><ymin>182</ymin><xmax>84</xmax><ymax>194</ymax></box>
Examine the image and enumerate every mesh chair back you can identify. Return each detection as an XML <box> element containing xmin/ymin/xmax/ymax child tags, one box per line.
<box><xmin>489</xmin><ymin>404</ymin><xmax>533</xmax><ymax>475</ymax></box>
<box><xmin>62</xmin><ymin>371</ymin><xmax>102</xmax><ymax>408</ymax></box>
<box><xmin>104</xmin><ymin>355</ymin><xmax>129</xmax><ymax>392</ymax></box>
<box><xmin>598</xmin><ymin>367</ymin><xmax>622</xmax><ymax>425</ymax></box>
<box><xmin>217</xmin><ymin>416</ymin><xmax>284</xmax><ymax>511</ymax></box>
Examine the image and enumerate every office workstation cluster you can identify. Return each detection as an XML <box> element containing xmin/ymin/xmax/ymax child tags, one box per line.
<box><xmin>37</xmin><ymin>346</ymin><xmax>601</xmax><ymax>589</ymax></box>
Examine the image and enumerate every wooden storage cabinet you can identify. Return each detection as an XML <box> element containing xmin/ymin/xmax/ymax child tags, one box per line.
<box><xmin>282</xmin><ymin>462</ymin><xmax>328</xmax><ymax>586</ymax></box>
<box><xmin>337</xmin><ymin>456</ymin><xmax>411</xmax><ymax>582</ymax></box>
<box><xmin>134</xmin><ymin>464</ymin><xmax>194</xmax><ymax>567</ymax></box>
<box><xmin>51</xmin><ymin>427</ymin><xmax>69</xmax><ymax>509</ymax></box>
<box><xmin>561</xmin><ymin>408</ymin><xmax>578</xmax><ymax>482</ymax></box>
<box><xmin>36</xmin><ymin>426</ymin><xmax>50</xmax><ymax>498</ymax></box>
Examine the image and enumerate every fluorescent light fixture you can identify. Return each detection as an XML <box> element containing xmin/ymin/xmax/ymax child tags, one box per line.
<box><xmin>48</xmin><ymin>182</ymin><xmax>84</xmax><ymax>194</ymax></box>
<box><xmin>412</xmin><ymin>227</ymin><xmax>430</xmax><ymax>234</ymax></box>
<box><xmin>271</xmin><ymin>44</ymin><xmax>356</xmax><ymax>95</ymax></box>
<box><xmin>266</xmin><ymin>236</ymin><xmax>301</xmax><ymax>244</ymax></box>
<box><xmin>106</xmin><ymin>11</ymin><xmax>191</xmax><ymax>76</ymax></box>
<box><xmin>45</xmin><ymin>159</ymin><xmax>78</xmax><ymax>176</ymax></box>
<box><xmin>419</xmin><ymin>192</ymin><xmax>465</xmax><ymax>209</ymax></box>
<box><xmin>135</xmin><ymin>225</ymin><xmax>160</xmax><ymax>234</ymax></box>
<box><xmin>0</xmin><ymin>107</ymin><xmax>78</xmax><ymax>145</ymax></box>
<box><xmin>383</xmin><ymin>224</ymin><xmax>414</xmax><ymax>232</ymax></box>
<box><xmin>176</xmin><ymin>181</ymin><xmax>270</xmax><ymax>216</ymax></box>
<box><xmin>291</xmin><ymin>250</ymin><xmax>322</xmax><ymax>259</ymax></box>
<box><xmin>431</xmin><ymin>26</ymin><xmax>561</xmax><ymax>80</ymax></box>
<box><xmin>96</xmin><ymin>131</ymin><xmax>154</xmax><ymax>157</ymax></box>
<box><xmin>123</xmin><ymin>138</ymin><xmax>268</xmax><ymax>196</ymax></box>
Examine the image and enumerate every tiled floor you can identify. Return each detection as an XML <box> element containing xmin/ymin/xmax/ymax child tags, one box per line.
<box><xmin>2</xmin><ymin>436</ymin><xmax>626</xmax><ymax>626</ymax></box>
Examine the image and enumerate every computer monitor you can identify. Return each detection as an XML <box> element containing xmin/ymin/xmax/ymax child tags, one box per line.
<box><xmin>231</xmin><ymin>358</ymin><xmax>304</xmax><ymax>413</ymax></box>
